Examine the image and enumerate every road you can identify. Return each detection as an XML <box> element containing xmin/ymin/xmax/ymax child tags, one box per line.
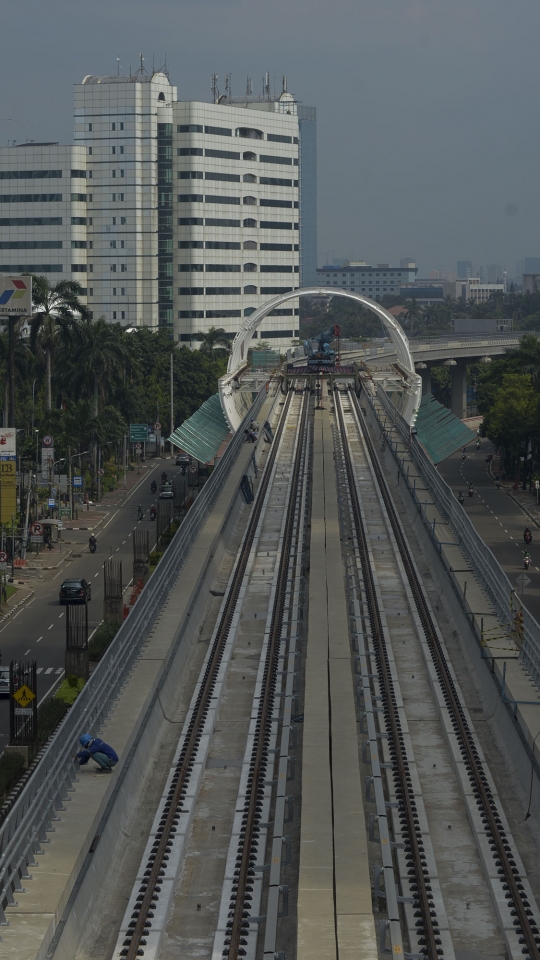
<box><xmin>0</xmin><ymin>458</ymin><xmax>176</xmax><ymax>747</ymax></box>
<box><xmin>438</xmin><ymin>437</ymin><xmax>540</xmax><ymax>624</ymax></box>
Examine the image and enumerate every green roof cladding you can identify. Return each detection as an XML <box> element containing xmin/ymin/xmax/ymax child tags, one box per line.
<box><xmin>168</xmin><ymin>393</ymin><xmax>230</xmax><ymax>463</ymax></box>
<box><xmin>415</xmin><ymin>393</ymin><xmax>476</xmax><ymax>464</ymax></box>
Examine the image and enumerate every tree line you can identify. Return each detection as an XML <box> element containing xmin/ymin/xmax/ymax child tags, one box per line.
<box><xmin>4</xmin><ymin>277</ymin><xmax>229</xmax><ymax>492</ymax></box>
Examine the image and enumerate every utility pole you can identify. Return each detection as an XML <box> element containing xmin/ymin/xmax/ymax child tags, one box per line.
<box><xmin>170</xmin><ymin>351</ymin><xmax>174</xmax><ymax>454</ymax></box>
<box><xmin>8</xmin><ymin>316</ymin><xmax>16</xmax><ymax>428</ymax></box>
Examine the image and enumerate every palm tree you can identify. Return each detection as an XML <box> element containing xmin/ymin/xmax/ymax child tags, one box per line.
<box><xmin>69</xmin><ymin>319</ymin><xmax>129</xmax><ymax>416</ymax></box>
<box><xmin>30</xmin><ymin>276</ymin><xmax>89</xmax><ymax>410</ymax></box>
<box><xmin>193</xmin><ymin>326</ymin><xmax>231</xmax><ymax>357</ymax></box>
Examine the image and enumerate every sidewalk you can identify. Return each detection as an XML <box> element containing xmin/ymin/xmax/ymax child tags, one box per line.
<box><xmin>488</xmin><ymin>455</ymin><xmax>540</xmax><ymax>528</ymax></box>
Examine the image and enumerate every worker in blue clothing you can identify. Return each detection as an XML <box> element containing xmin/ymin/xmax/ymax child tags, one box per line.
<box><xmin>75</xmin><ymin>733</ymin><xmax>119</xmax><ymax>772</ymax></box>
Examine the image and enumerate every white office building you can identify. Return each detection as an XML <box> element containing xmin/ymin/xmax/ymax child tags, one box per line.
<box><xmin>316</xmin><ymin>259</ymin><xmax>418</xmax><ymax>297</ymax></box>
<box><xmin>0</xmin><ymin>67</ymin><xmax>316</xmax><ymax>347</ymax></box>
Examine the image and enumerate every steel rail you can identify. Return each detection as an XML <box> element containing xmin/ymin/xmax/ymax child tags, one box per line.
<box><xmin>347</xmin><ymin>386</ymin><xmax>540</xmax><ymax>960</ymax></box>
<box><xmin>225</xmin><ymin>387</ymin><xmax>310</xmax><ymax>960</ymax></box>
<box><xmin>122</xmin><ymin>389</ymin><xmax>296</xmax><ymax>960</ymax></box>
<box><xmin>334</xmin><ymin>389</ymin><xmax>441</xmax><ymax>959</ymax></box>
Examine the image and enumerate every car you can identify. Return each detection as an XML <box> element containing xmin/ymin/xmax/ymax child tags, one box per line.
<box><xmin>0</xmin><ymin>665</ymin><xmax>9</xmax><ymax>698</ymax></box>
<box><xmin>59</xmin><ymin>578</ymin><xmax>92</xmax><ymax>605</ymax></box>
<box><xmin>159</xmin><ymin>489</ymin><xmax>174</xmax><ymax>499</ymax></box>
<box><xmin>175</xmin><ymin>454</ymin><xmax>191</xmax><ymax>467</ymax></box>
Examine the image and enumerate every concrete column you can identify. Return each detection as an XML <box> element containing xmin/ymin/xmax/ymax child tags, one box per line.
<box><xmin>419</xmin><ymin>366</ymin><xmax>432</xmax><ymax>396</ymax></box>
<box><xmin>451</xmin><ymin>360</ymin><xmax>467</xmax><ymax>419</ymax></box>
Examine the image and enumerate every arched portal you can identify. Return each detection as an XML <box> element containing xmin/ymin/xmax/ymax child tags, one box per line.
<box><xmin>220</xmin><ymin>287</ymin><xmax>421</xmax><ymax>431</ymax></box>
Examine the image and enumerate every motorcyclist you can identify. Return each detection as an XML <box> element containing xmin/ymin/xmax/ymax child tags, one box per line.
<box><xmin>523</xmin><ymin>549</ymin><xmax>531</xmax><ymax>568</ymax></box>
<box><xmin>161</xmin><ymin>471</ymin><xmax>167</xmax><ymax>484</ymax></box>
<box><xmin>476</xmin><ymin>439</ymin><xmax>480</xmax><ymax>449</ymax></box>
<box><xmin>468</xmin><ymin>483</ymin><xmax>474</xmax><ymax>496</ymax></box>
<box><xmin>150</xmin><ymin>505</ymin><xmax>157</xmax><ymax>520</ymax></box>
<box><xmin>458</xmin><ymin>491</ymin><xmax>464</xmax><ymax>505</ymax></box>
<box><xmin>88</xmin><ymin>534</ymin><xmax>97</xmax><ymax>552</ymax></box>
<box><xmin>524</xmin><ymin>527</ymin><xmax>532</xmax><ymax>543</ymax></box>
<box><xmin>151</xmin><ymin>480</ymin><xmax>157</xmax><ymax>493</ymax></box>
<box><xmin>138</xmin><ymin>505</ymin><xmax>143</xmax><ymax>521</ymax></box>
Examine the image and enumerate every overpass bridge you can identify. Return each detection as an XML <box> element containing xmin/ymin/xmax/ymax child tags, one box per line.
<box><xmin>3</xmin><ymin>372</ymin><xmax>540</xmax><ymax>960</ymax></box>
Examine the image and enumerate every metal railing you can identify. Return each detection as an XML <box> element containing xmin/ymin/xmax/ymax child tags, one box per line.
<box><xmin>372</xmin><ymin>386</ymin><xmax>540</xmax><ymax>687</ymax></box>
<box><xmin>0</xmin><ymin>388</ymin><xmax>267</xmax><ymax>923</ymax></box>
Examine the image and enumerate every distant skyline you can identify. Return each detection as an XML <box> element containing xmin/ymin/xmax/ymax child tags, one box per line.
<box><xmin>1</xmin><ymin>0</ymin><xmax>539</xmax><ymax>278</ymax></box>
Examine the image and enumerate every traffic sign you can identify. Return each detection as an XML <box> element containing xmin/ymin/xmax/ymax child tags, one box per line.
<box><xmin>73</xmin><ymin>476</ymin><xmax>83</xmax><ymax>487</ymax></box>
<box><xmin>189</xmin><ymin>464</ymin><xmax>198</xmax><ymax>474</ymax></box>
<box><xmin>48</xmin><ymin>498</ymin><xmax>55</xmax><ymax>507</ymax></box>
<box><xmin>516</xmin><ymin>574</ymin><xmax>531</xmax><ymax>587</ymax></box>
<box><xmin>136</xmin><ymin>443</ymin><xmax>142</xmax><ymax>451</ymax></box>
<box><xmin>130</xmin><ymin>423</ymin><xmax>148</xmax><ymax>443</ymax></box>
<box><xmin>31</xmin><ymin>536</ymin><xmax>43</xmax><ymax>544</ymax></box>
<box><xmin>13</xmin><ymin>684</ymin><xmax>36</xmax><ymax>707</ymax></box>
<box><xmin>0</xmin><ymin>550</ymin><xmax>8</xmax><ymax>563</ymax></box>
<box><xmin>42</xmin><ymin>435</ymin><xmax>53</xmax><ymax>448</ymax></box>
<box><xmin>30</xmin><ymin>522</ymin><xmax>43</xmax><ymax>536</ymax></box>
<box><xmin>154</xmin><ymin>421</ymin><xmax>161</xmax><ymax>431</ymax></box>
<box><xmin>98</xmin><ymin>468</ymin><xmax>105</xmax><ymax>476</ymax></box>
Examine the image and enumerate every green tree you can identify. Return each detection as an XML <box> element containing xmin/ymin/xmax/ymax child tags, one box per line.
<box><xmin>483</xmin><ymin>373</ymin><xmax>537</xmax><ymax>461</ymax></box>
<box><xmin>194</xmin><ymin>326</ymin><xmax>231</xmax><ymax>357</ymax></box>
<box><xmin>29</xmin><ymin>276</ymin><xmax>88</xmax><ymax>410</ymax></box>
<box><xmin>68</xmin><ymin>319</ymin><xmax>129</xmax><ymax>416</ymax></box>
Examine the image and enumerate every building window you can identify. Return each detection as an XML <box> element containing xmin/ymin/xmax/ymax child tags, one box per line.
<box><xmin>243</xmin><ymin>218</ymin><xmax>257</xmax><ymax>227</ymax></box>
<box><xmin>259</xmin><ymin>155</ymin><xmax>293</xmax><ymax>166</ymax></box>
<box><xmin>112</xmin><ymin>287</ymin><xmax>117</xmax><ymax>296</ymax></box>
<box><xmin>110</xmin><ymin>241</ymin><xmax>116</xmax><ymax>249</ymax></box>
<box><xmin>71</xmin><ymin>217</ymin><xmax>86</xmax><ymax>225</ymax></box>
<box><xmin>178</xmin><ymin>147</ymin><xmax>203</xmax><ymax>156</ymax></box>
<box><xmin>261</xmin><ymin>243</ymin><xmax>292</xmax><ymax>251</ymax></box>
<box><xmin>236</xmin><ymin>127</ymin><xmax>263</xmax><ymax>139</ymax></box>
<box><xmin>205</xmin><ymin>148</ymin><xmax>240</xmax><ymax>160</ymax></box>
<box><xmin>111</xmin><ymin>193</ymin><xmax>125</xmax><ymax>201</ymax></box>
<box><xmin>112</xmin><ymin>146</ymin><xmax>116</xmax><ymax>155</ymax></box>
<box><xmin>205</xmin><ymin>195</ymin><xmax>240</xmax><ymax>205</ymax></box>
<box><xmin>178</xmin><ymin>124</ymin><xmax>203</xmax><ymax>133</ymax></box>
<box><xmin>121</xmin><ymin>217</ymin><xmax>126</xmax><ymax>224</ymax></box>
<box><xmin>260</xmin><ymin>286</ymin><xmax>293</xmax><ymax>294</ymax></box>
<box><xmin>158</xmin><ymin>92</ymin><xmax>165</xmax><ymax>101</ymax></box>
<box><xmin>121</xmin><ymin>287</ymin><xmax>125</xmax><ymax>295</ymax></box>
<box><xmin>243</xmin><ymin>173</ymin><xmax>257</xmax><ymax>183</ymax></box>
<box><xmin>244</xmin><ymin>240</ymin><xmax>257</xmax><ymax>250</ymax></box>
<box><xmin>267</xmin><ymin>133</ymin><xmax>292</xmax><ymax>143</ymax></box>
<box><xmin>179</xmin><ymin>171</ymin><xmax>203</xmax><ymax>179</ymax></box>
<box><xmin>178</xmin><ymin>287</ymin><xmax>204</xmax><ymax>295</ymax></box>
<box><xmin>205</xmin><ymin>241</ymin><xmax>241</xmax><ymax>249</ymax></box>
<box><xmin>113</xmin><ymin>312</ymin><xmax>117</xmax><ymax>319</ymax></box>
<box><xmin>179</xmin><ymin>263</ymin><xmax>204</xmax><ymax>272</ymax></box>
<box><xmin>178</xmin><ymin>194</ymin><xmax>203</xmax><ymax>202</ymax></box>
<box><xmin>179</xmin><ymin>240</ymin><xmax>204</xmax><ymax>248</ymax></box>
<box><xmin>88</xmin><ymin>123</ymin><xmax>92</xmax><ymax>131</ymax></box>
<box><xmin>121</xmin><ymin>264</ymin><xmax>127</xmax><ymax>272</ymax></box>
<box><xmin>88</xmin><ymin>147</ymin><xmax>92</xmax><ymax>155</ymax></box>
<box><xmin>178</xmin><ymin>217</ymin><xmax>204</xmax><ymax>226</ymax></box>
<box><xmin>243</xmin><ymin>196</ymin><xmax>257</xmax><ymax>205</ymax></box>
<box><xmin>261</xmin><ymin>265</ymin><xmax>293</xmax><ymax>273</ymax></box>
<box><xmin>243</xmin><ymin>151</ymin><xmax>256</xmax><ymax>161</ymax></box>
<box><xmin>71</xmin><ymin>264</ymin><xmax>87</xmax><ymax>272</ymax></box>
<box><xmin>205</xmin><ymin>172</ymin><xmax>240</xmax><ymax>183</ymax></box>
<box><xmin>260</xmin><ymin>176</ymin><xmax>293</xmax><ymax>187</ymax></box>
<box><xmin>206</xmin><ymin>309</ymin><xmax>241</xmax><ymax>318</ymax></box>
<box><xmin>71</xmin><ymin>193</ymin><xmax>87</xmax><ymax>202</ymax></box>
<box><xmin>205</xmin><ymin>264</ymin><xmax>241</xmax><ymax>273</ymax></box>
<box><xmin>260</xmin><ymin>221</ymin><xmax>292</xmax><ymax>230</ymax></box>
<box><xmin>244</xmin><ymin>307</ymin><xmax>256</xmax><ymax>316</ymax></box>
<box><xmin>205</xmin><ymin>287</ymin><xmax>241</xmax><ymax>295</ymax></box>
<box><xmin>244</xmin><ymin>285</ymin><xmax>257</xmax><ymax>294</ymax></box>
<box><xmin>71</xmin><ymin>240</ymin><xmax>87</xmax><ymax>249</ymax></box>
<box><xmin>205</xmin><ymin>125</ymin><xmax>232</xmax><ymax>136</ymax></box>
<box><xmin>178</xmin><ymin>310</ymin><xmax>204</xmax><ymax>319</ymax></box>
<box><xmin>205</xmin><ymin>218</ymin><xmax>240</xmax><ymax>227</ymax></box>
<box><xmin>243</xmin><ymin>262</ymin><xmax>257</xmax><ymax>272</ymax></box>
<box><xmin>268</xmin><ymin>308</ymin><xmax>293</xmax><ymax>316</ymax></box>
<box><xmin>260</xmin><ymin>199</ymin><xmax>293</xmax><ymax>208</ymax></box>
<box><xmin>112</xmin><ymin>123</ymin><xmax>116</xmax><ymax>130</ymax></box>
<box><xmin>120</xmin><ymin>240</ymin><xmax>124</xmax><ymax>248</ymax></box>
<box><xmin>111</xmin><ymin>264</ymin><xmax>117</xmax><ymax>272</ymax></box>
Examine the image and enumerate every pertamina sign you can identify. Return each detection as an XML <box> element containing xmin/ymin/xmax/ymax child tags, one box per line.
<box><xmin>0</xmin><ymin>277</ymin><xmax>32</xmax><ymax>316</ymax></box>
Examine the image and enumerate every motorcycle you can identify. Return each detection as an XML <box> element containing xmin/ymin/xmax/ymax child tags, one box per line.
<box><xmin>161</xmin><ymin>472</ymin><xmax>168</xmax><ymax>485</ymax></box>
<box><xmin>524</xmin><ymin>530</ymin><xmax>532</xmax><ymax>545</ymax></box>
<box><xmin>89</xmin><ymin>537</ymin><xmax>97</xmax><ymax>554</ymax></box>
<box><xmin>458</xmin><ymin>492</ymin><xmax>464</xmax><ymax>505</ymax></box>
<box><xmin>137</xmin><ymin>506</ymin><xmax>143</xmax><ymax>521</ymax></box>
<box><xmin>476</xmin><ymin>440</ymin><xmax>480</xmax><ymax>450</ymax></box>
<box><xmin>151</xmin><ymin>480</ymin><xmax>157</xmax><ymax>493</ymax></box>
<box><xmin>524</xmin><ymin>554</ymin><xmax>531</xmax><ymax>570</ymax></box>
<box><xmin>468</xmin><ymin>487</ymin><xmax>474</xmax><ymax>498</ymax></box>
<box><xmin>461</xmin><ymin>453</ymin><xmax>467</xmax><ymax>461</ymax></box>
<box><xmin>150</xmin><ymin>507</ymin><xmax>157</xmax><ymax>521</ymax></box>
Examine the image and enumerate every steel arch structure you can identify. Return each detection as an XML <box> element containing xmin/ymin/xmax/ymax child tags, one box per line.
<box><xmin>219</xmin><ymin>287</ymin><xmax>421</xmax><ymax>430</ymax></box>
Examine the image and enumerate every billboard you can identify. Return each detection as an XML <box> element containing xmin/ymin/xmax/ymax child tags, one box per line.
<box><xmin>0</xmin><ymin>277</ymin><xmax>32</xmax><ymax>316</ymax></box>
<box><xmin>0</xmin><ymin>456</ymin><xmax>16</xmax><ymax>524</ymax></box>
<box><xmin>0</xmin><ymin>428</ymin><xmax>16</xmax><ymax>454</ymax></box>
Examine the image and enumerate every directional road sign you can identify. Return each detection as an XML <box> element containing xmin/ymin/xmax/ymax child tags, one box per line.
<box><xmin>13</xmin><ymin>684</ymin><xmax>36</xmax><ymax>707</ymax></box>
<box><xmin>516</xmin><ymin>574</ymin><xmax>531</xmax><ymax>588</ymax></box>
<box><xmin>130</xmin><ymin>423</ymin><xmax>148</xmax><ymax>443</ymax></box>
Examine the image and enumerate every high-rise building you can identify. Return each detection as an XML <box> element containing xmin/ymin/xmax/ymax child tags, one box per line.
<box><xmin>457</xmin><ymin>260</ymin><xmax>472</xmax><ymax>279</ymax></box>
<box><xmin>524</xmin><ymin>257</ymin><xmax>540</xmax><ymax>275</ymax></box>
<box><xmin>0</xmin><ymin>66</ymin><xmax>316</xmax><ymax>348</ymax></box>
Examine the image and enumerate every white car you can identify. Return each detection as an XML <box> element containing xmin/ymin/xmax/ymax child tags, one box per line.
<box><xmin>0</xmin><ymin>665</ymin><xmax>9</xmax><ymax>698</ymax></box>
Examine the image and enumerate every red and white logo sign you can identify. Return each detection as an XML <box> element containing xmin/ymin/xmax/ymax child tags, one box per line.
<box><xmin>30</xmin><ymin>522</ymin><xmax>43</xmax><ymax>536</ymax></box>
<box><xmin>42</xmin><ymin>435</ymin><xmax>53</xmax><ymax>448</ymax></box>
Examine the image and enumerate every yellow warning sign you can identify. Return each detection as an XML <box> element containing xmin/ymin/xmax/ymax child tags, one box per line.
<box><xmin>13</xmin><ymin>684</ymin><xmax>36</xmax><ymax>707</ymax></box>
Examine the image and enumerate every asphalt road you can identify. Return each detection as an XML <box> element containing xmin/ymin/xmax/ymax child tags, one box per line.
<box><xmin>438</xmin><ymin>437</ymin><xmax>540</xmax><ymax>624</ymax></box>
<box><xmin>0</xmin><ymin>458</ymin><xmax>178</xmax><ymax>747</ymax></box>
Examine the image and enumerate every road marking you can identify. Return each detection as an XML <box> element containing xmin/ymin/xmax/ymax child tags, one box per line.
<box><xmin>48</xmin><ymin>623</ymin><xmax>54</xmax><ymax>630</ymax></box>
<box><xmin>116</xmin><ymin>547</ymin><xmax>120</xmax><ymax>552</ymax></box>
<box><xmin>36</xmin><ymin>636</ymin><xmax>42</xmax><ymax>642</ymax></box>
<box><xmin>44</xmin><ymin>667</ymin><xmax>53</xmax><ymax>675</ymax></box>
<box><xmin>55</xmin><ymin>667</ymin><xmax>63</xmax><ymax>674</ymax></box>
<box><xmin>58</xmin><ymin>612</ymin><xmax>64</xmax><ymax>618</ymax></box>
<box><xmin>122</xmin><ymin>540</ymin><xmax>126</xmax><ymax>544</ymax></box>
<box><xmin>94</xmin><ymin>572</ymin><xmax>99</xmax><ymax>578</ymax></box>
<box><xmin>37</xmin><ymin>667</ymin><xmax>43</xmax><ymax>674</ymax></box>
<box><xmin>23</xmin><ymin>648</ymin><xmax>30</xmax><ymax>656</ymax></box>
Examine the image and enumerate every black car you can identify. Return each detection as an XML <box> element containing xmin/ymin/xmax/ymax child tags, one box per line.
<box><xmin>175</xmin><ymin>454</ymin><xmax>191</xmax><ymax>467</ymax></box>
<box><xmin>59</xmin><ymin>578</ymin><xmax>92</xmax><ymax>605</ymax></box>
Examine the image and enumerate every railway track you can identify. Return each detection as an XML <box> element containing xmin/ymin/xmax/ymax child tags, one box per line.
<box><xmin>334</xmin><ymin>385</ymin><xmax>540</xmax><ymax>959</ymax></box>
<box><xmin>115</xmin><ymin>387</ymin><xmax>310</xmax><ymax>960</ymax></box>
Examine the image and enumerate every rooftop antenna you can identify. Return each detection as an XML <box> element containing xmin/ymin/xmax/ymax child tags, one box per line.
<box><xmin>264</xmin><ymin>71</ymin><xmax>270</xmax><ymax>98</ymax></box>
<box><xmin>117</xmin><ymin>58</ymin><xmax>121</xmax><ymax>76</ymax></box>
<box><xmin>211</xmin><ymin>73</ymin><xmax>219</xmax><ymax>103</ymax></box>
<box><xmin>152</xmin><ymin>53</ymin><xmax>155</xmax><ymax>74</ymax></box>
<box><xmin>282</xmin><ymin>75</ymin><xmax>287</xmax><ymax>93</ymax></box>
<box><xmin>138</xmin><ymin>53</ymin><xmax>145</xmax><ymax>76</ymax></box>
<box><xmin>246</xmin><ymin>76</ymin><xmax>252</xmax><ymax>96</ymax></box>
<box><xmin>225</xmin><ymin>72</ymin><xmax>232</xmax><ymax>100</ymax></box>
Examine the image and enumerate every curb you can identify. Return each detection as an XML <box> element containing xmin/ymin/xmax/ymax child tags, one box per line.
<box><xmin>0</xmin><ymin>589</ymin><xmax>35</xmax><ymax>626</ymax></box>
<box><xmin>506</xmin><ymin>491</ymin><xmax>540</xmax><ymax>529</ymax></box>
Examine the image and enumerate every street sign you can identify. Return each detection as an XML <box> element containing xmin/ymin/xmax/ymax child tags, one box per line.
<box><xmin>73</xmin><ymin>476</ymin><xmax>83</xmax><ymax>487</ymax></box>
<box><xmin>130</xmin><ymin>423</ymin><xmax>148</xmax><ymax>443</ymax></box>
<box><xmin>31</xmin><ymin>536</ymin><xmax>43</xmax><ymax>544</ymax></box>
<box><xmin>98</xmin><ymin>468</ymin><xmax>104</xmax><ymax>476</ymax></box>
<box><xmin>136</xmin><ymin>443</ymin><xmax>142</xmax><ymax>451</ymax></box>
<box><xmin>48</xmin><ymin>498</ymin><xmax>55</xmax><ymax>507</ymax></box>
<box><xmin>42</xmin><ymin>435</ymin><xmax>53</xmax><ymax>448</ymax></box>
<box><xmin>30</xmin><ymin>522</ymin><xmax>43</xmax><ymax>536</ymax></box>
<box><xmin>12</xmin><ymin>684</ymin><xmax>36</xmax><ymax>707</ymax></box>
<box><xmin>0</xmin><ymin>550</ymin><xmax>8</xmax><ymax>563</ymax></box>
<box><xmin>516</xmin><ymin>574</ymin><xmax>531</xmax><ymax>587</ymax></box>
<box><xmin>154</xmin><ymin>421</ymin><xmax>161</xmax><ymax>431</ymax></box>
<box><xmin>0</xmin><ymin>428</ymin><xmax>16</xmax><ymax>454</ymax></box>
<box><xmin>0</xmin><ymin>276</ymin><xmax>32</xmax><ymax>316</ymax></box>
<box><xmin>189</xmin><ymin>464</ymin><xmax>198</xmax><ymax>474</ymax></box>
<box><xmin>14</xmin><ymin>707</ymin><xmax>32</xmax><ymax>716</ymax></box>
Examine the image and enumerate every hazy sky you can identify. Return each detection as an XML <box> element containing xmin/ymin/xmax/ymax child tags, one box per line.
<box><xmin>2</xmin><ymin>0</ymin><xmax>539</xmax><ymax>277</ymax></box>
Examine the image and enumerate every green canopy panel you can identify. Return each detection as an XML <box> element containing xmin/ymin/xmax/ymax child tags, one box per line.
<box><xmin>168</xmin><ymin>393</ymin><xmax>230</xmax><ymax>463</ymax></box>
<box><xmin>416</xmin><ymin>393</ymin><xmax>477</xmax><ymax>465</ymax></box>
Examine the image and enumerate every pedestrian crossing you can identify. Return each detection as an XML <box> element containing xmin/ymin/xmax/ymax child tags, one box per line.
<box><xmin>37</xmin><ymin>667</ymin><xmax>64</xmax><ymax>675</ymax></box>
